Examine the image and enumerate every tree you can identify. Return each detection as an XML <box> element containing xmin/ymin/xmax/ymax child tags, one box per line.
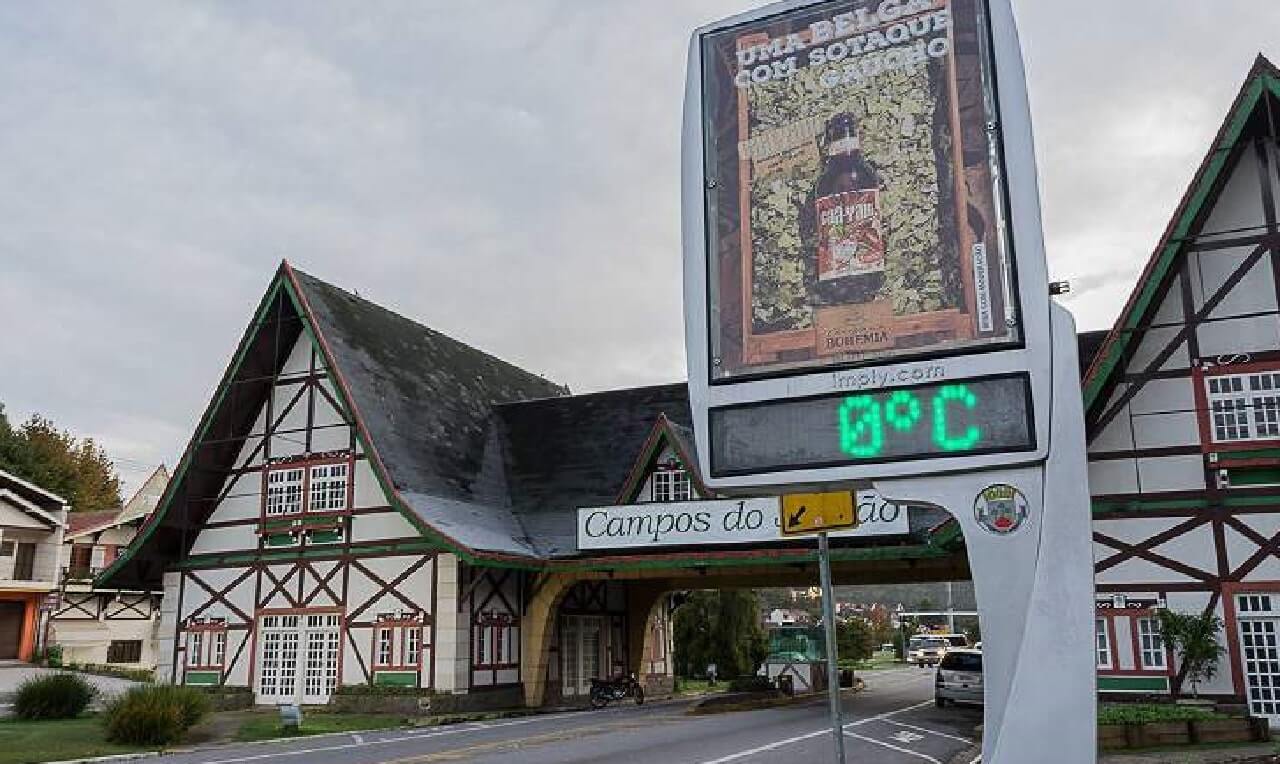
<box><xmin>837</xmin><ymin>617</ymin><xmax>875</xmax><ymax>663</ymax></box>
<box><xmin>1157</xmin><ymin>609</ymin><xmax>1225</xmax><ymax>699</ymax></box>
<box><xmin>0</xmin><ymin>405</ymin><xmax>121</xmax><ymax>512</ymax></box>
<box><xmin>673</xmin><ymin>590</ymin><xmax>768</xmax><ymax>679</ymax></box>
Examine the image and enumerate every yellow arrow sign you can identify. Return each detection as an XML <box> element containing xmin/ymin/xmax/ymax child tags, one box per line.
<box><xmin>779</xmin><ymin>491</ymin><xmax>857</xmax><ymax>536</ymax></box>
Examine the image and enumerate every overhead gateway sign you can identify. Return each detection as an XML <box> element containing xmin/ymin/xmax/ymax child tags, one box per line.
<box><xmin>682</xmin><ymin>0</ymin><xmax>1053</xmax><ymax>491</ymax></box>
<box><xmin>577</xmin><ymin>492</ymin><xmax>909</xmax><ymax>550</ymax></box>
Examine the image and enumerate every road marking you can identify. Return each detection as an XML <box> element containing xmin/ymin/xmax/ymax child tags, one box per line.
<box><xmin>694</xmin><ymin>700</ymin><xmax>932</xmax><ymax>764</ymax></box>
<box><xmin>187</xmin><ymin>713</ymin><xmax>580</xmax><ymax>764</ymax></box>
<box><xmin>351</xmin><ymin>734</ymin><xmax>364</xmax><ymax>744</ymax></box>
<box><xmin>844</xmin><ymin>731</ymin><xmax>942</xmax><ymax>763</ymax></box>
<box><xmin>882</xmin><ymin>718</ymin><xmax>975</xmax><ymax>744</ymax></box>
<box><xmin>890</xmin><ymin>730</ymin><xmax>925</xmax><ymax>743</ymax></box>
<box><xmin>969</xmin><ymin>756</ymin><xmax>982</xmax><ymax>764</ymax></box>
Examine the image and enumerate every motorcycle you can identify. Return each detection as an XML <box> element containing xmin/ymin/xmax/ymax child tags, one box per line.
<box><xmin>589</xmin><ymin>673</ymin><xmax>645</xmax><ymax>708</ymax></box>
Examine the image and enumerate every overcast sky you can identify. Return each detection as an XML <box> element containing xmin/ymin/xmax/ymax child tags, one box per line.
<box><xmin>1</xmin><ymin>1</ymin><xmax>1277</xmax><ymax>496</ymax></box>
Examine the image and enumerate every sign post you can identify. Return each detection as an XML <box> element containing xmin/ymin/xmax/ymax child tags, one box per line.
<box><xmin>779</xmin><ymin>492</ymin><xmax>855</xmax><ymax>763</ymax></box>
<box><xmin>818</xmin><ymin>531</ymin><xmax>846</xmax><ymax>764</ymax></box>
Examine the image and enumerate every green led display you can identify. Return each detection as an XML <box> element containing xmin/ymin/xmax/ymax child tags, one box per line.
<box><xmin>840</xmin><ymin>385</ymin><xmax>983</xmax><ymax>458</ymax></box>
<box><xmin>709</xmin><ymin>375</ymin><xmax>1034</xmax><ymax>477</ymax></box>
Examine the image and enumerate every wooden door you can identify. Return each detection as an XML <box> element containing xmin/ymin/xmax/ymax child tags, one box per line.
<box><xmin>0</xmin><ymin>602</ymin><xmax>25</xmax><ymax>659</ymax></box>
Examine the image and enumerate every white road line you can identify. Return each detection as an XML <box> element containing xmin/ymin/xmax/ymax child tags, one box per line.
<box><xmin>969</xmin><ymin>755</ymin><xmax>982</xmax><ymax>764</ymax></box>
<box><xmin>187</xmin><ymin>713</ymin><xmax>578</xmax><ymax>764</ymax></box>
<box><xmin>694</xmin><ymin>728</ymin><xmax>831</xmax><ymax>764</ymax></box>
<box><xmin>881</xmin><ymin>718</ymin><xmax>974</xmax><ymax>744</ymax></box>
<box><xmin>694</xmin><ymin>700</ymin><xmax>933</xmax><ymax>764</ymax></box>
<box><xmin>844</xmin><ymin>731</ymin><xmax>941</xmax><ymax>763</ymax></box>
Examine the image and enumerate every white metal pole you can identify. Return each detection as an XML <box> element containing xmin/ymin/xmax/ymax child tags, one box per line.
<box><xmin>818</xmin><ymin>532</ymin><xmax>846</xmax><ymax>763</ymax></box>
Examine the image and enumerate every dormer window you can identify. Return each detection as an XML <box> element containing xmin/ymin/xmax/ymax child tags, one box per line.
<box><xmin>652</xmin><ymin>463</ymin><xmax>691</xmax><ymax>503</ymax></box>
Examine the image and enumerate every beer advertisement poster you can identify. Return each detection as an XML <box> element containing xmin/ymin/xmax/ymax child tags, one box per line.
<box><xmin>700</xmin><ymin>0</ymin><xmax>1019</xmax><ymax>381</ymax></box>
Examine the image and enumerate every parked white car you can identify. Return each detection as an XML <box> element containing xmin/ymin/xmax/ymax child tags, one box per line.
<box><xmin>935</xmin><ymin>648</ymin><xmax>983</xmax><ymax>707</ymax></box>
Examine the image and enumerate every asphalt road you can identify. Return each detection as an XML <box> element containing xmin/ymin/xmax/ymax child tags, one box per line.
<box><xmin>157</xmin><ymin>666</ymin><xmax>981</xmax><ymax>764</ymax></box>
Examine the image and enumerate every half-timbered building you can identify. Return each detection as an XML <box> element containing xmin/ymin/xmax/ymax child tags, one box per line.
<box><xmin>100</xmin><ymin>263</ymin><xmax>965</xmax><ymax>709</ymax></box>
<box><xmin>51</xmin><ymin>465</ymin><xmax>168</xmax><ymax>668</ymax></box>
<box><xmin>1083</xmin><ymin>56</ymin><xmax>1280</xmax><ymax>720</ymax></box>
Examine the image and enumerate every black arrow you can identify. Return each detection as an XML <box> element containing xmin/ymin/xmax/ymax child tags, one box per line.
<box><xmin>787</xmin><ymin>505</ymin><xmax>807</xmax><ymax>528</ymax></box>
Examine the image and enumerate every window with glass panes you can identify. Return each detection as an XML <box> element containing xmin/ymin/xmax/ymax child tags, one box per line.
<box><xmin>652</xmin><ymin>468</ymin><xmax>691</xmax><ymax>503</ymax></box>
<box><xmin>266</xmin><ymin>467</ymin><xmax>305</xmax><ymax>516</ymax></box>
<box><xmin>1205</xmin><ymin>371</ymin><xmax>1280</xmax><ymax>443</ymax></box>
<box><xmin>1095</xmin><ymin>618</ymin><xmax>1111</xmax><ymax>669</ymax></box>
<box><xmin>1137</xmin><ymin>617</ymin><xmax>1166</xmax><ymax>669</ymax></box>
<box><xmin>473</xmin><ymin>613</ymin><xmax>518</xmax><ymax>668</ymax></box>
<box><xmin>371</xmin><ymin>617</ymin><xmax>423</xmax><ymax>669</ymax></box>
<box><xmin>309</xmin><ymin>463</ymin><xmax>349</xmax><ymax>512</ymax></box>
<box><xmin>184</xmin><ymin>623</ymin><xmax>227</xmax><ymax>670</ymax></box>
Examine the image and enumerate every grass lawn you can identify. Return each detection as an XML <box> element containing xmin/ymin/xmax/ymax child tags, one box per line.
<box><xmin>235</xmin><ymin>711</ymin><xmax>407</xmax><ymax>742</ymax></box>
<box><xmin>0</xmin><ymin>715</ymin><xmax>151</xmax><ymax>764</ymax></box>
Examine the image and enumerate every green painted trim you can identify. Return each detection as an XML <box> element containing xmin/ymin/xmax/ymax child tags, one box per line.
<box><xmin>1218</xmin><ymin>447</ymin><xmax>1280</xmax><ymax>461</ymax></box>
<box><xmin>184</xmin><ymin>671</ymin><xmax>221</xmax><ymax>686</ymax></box>
<box><xmin>99</xmin><ymin>276</ymin><xmax>291</xmax><ymax>587</ymax></box>
<box><xmin>1093</xmin><ymin>498</ymin><xmax>1207</xmax><ymax>515</ymax></box>
<box><xmin>1083</xmin><ymin>74</ymin><xmax>1278</xmax><ymax>409</ymax></box>
<box><xmin>1229</xmin><ymin>468</ymin><xmax>1280</xmax><ymax>486</ymax></box>
<box><xmin>309</xmin><ymin>529</ymin><xmax>343</xmax><ymax>544</ymax></box>
<box><xmin>1097</xmin><ymin>675</ymin><xmax>1169</xmax><ymax>693</ymax></box>
<box><xmin>373</xmin><ymin>671</ymin><xmax>419</xmax><ymax>687</ymax></box>
<box><xmin>265</xmin><ymin>534</ymin><xmax>296</xmax><ymax>547</ymax></box>
<box><xmin>553</xmin><ymin>542</ymin><xmax>952</xmax><ymax>573</ymax></box>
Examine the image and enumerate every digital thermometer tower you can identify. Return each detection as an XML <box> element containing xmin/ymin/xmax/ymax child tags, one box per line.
<box><xmin>681</xmin><ymin>1</ymin><xmax>1096</xmax><ymax>760</ymax></box>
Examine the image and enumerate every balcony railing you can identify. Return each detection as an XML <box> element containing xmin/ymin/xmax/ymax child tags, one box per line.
<box><xmin>62</xmin><ymin>566</ymin><xmax>100</xmax><ymax>583</ymax></box>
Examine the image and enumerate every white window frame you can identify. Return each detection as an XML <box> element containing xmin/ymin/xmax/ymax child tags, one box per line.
<box><xmin>187</xmin><ymin>632</ymin><xmax>203</xmax><ymax>668</ymax></box>
<box><xmin>652</xmin><ymin>469</ymin><xmax>692</xmax><ymax>503</ymax></box>
<box><xmin>1137</xmin><ymin>617</ymin><xmax>1166</xmax><ymax>670</ymax></box>
<box><xmin>266</xmin><ymin>467</ymin><xmax>305</xmax><ymax>516</ymax></box>
<box><xmin>376</xmin><ymin>627</ymin><xmax>394</xmax><ymax>667</ymax></box>
<box><xmin>1206</xmin><ymin>371</ymin><xmax>1280</xmax><ymax>443</ymax></box>
<box><xmin>308</xmin><ymin>463</ymin><xmax>349</xmax><ymax>512</ymax></box>
<box><xmin>1095</xmin><ymin>618</ymin><xmax>1112</xmax><ymax>669</ymax></box>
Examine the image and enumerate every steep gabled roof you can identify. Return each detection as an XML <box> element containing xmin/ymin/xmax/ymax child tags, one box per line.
<box><xmin>1083</xmin><ymin>55</ymin><xmax>1280</xmax><ymax>419</ymax></box>
<box><xmin>102</xmin><ymin>263</ymin><xmax>567</xmax><ymax>588</ymax></box>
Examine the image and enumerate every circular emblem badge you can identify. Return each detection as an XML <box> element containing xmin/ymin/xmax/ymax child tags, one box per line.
<box><xmin>974</xmin><ymin>484</ymin><xmax>1028</xmax><ymax>535</ymax></box>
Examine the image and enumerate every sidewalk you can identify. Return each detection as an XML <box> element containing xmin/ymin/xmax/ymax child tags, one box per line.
<box><xmin>951</xmin><ymin>744</ymin><xmax>1280</xmax><ymax>763</ymax></box>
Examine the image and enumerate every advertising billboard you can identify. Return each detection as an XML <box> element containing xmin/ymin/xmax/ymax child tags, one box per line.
<box><xmin>683</xmin><ymin>0</ymin><xmax>1053</xmax><ymax>491</ymax></box>
<box><xmin>700</xmin><ymin>0</ymin><xmax>1017</xmax><ymax>382</ymax></box>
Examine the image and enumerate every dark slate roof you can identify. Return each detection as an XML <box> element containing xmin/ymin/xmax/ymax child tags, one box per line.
<box><xmin>1077</xmin><ymin>330</ymin><xmax>1109</xmax><ymax>378</ymax></box>
<box><xmin>292</xmin><ymin>269</ymin><xmax>569</xmax><ymax>555</ymax></box>
<box><xmin>496</xmin><ymin>383</ymin><xmax>692</xmax><ymax>556</ymax></box>
<box><xmin>493</xmin><ymin>382</ymin><xmax>945</xmax><ymax>557</ymax></box>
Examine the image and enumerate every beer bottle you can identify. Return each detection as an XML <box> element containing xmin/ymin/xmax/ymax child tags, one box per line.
<box><xmin>801</xmin><ymin>112</ymin><xmax>886</xmax><ymax>305</ymax></box>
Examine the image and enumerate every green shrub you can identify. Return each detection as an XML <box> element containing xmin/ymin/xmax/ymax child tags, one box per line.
<box><xmin>102</xmin><ymin>685</ymin><xmax>211</xmax><ymax>745</ymax></box>
<box><xmin>14</xmin><ymin>673</ymin><xmax>97</xmax><ymax>719</ymax></box>
<box><xmin>1097</xmin><ymin>703</ymin><xmax>1224</xmax><ymax>725</ymax></box>
<box><xmin>44</xmin><ymin>644</ymin><xmax>64</xmax><ymax>668</ymax></box>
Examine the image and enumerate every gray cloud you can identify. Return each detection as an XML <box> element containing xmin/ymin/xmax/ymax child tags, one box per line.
<box><xmin>0</xmin><ymin>1</ymin><xmax>1276</xmax><ymax>493</ymax></box>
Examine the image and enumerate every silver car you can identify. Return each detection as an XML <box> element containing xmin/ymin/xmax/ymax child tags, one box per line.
<box><xmin>935</xmin><ymin>648</ymin><xmax>983</xmax><ymax>707</ymax></box>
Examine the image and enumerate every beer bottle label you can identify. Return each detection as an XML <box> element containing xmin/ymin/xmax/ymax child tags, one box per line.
<box><xmin>815</xmin><ymin>189</ymin><xmax>885</xmax><ymax>281</ymax></box>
